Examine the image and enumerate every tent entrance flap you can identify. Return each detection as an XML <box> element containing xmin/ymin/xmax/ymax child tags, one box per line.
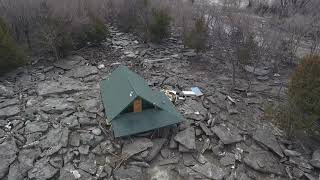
<box><xmin>133</xmin><ymin>98</ymin><xmax>142</xmax><ymax>112</ymax></box>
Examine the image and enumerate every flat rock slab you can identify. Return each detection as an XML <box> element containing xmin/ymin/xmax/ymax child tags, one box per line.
<box><xmin>0</xmin><ymin>98</ymin><xmax>19</xmax><ymax>109</ymax></box>
<box><xmin>0</xmin><ymin>139</ymin><xmax>18</xmax><ymax>178</ymax></box>
<box><xmin>253</xmin><ymin>128</ymin><xmax>284</xmax><ymax>157</ymax></box>
<box><xmin>81</xmin><ymin>99</ymin><xmax>101</xmax><ymax>113</ymax></box>
<box><xmin>0</xmin><ymin>105</ymin><xmax>20</xmax><ymax>118</ymax></box>
<box><xmin>0</xmin><ymin>85</ymin><xmax>14</xmax><ymax>97</ymax></box>
<box><xmin>181</xmin><ymin>99</ymin><xmax>207</xmax><ymax>116</ymax></box>
<box><xmin>174</xmin><ymin>127</ymin><xmax>196</xmax><ymax>150</ymax></box>
<box><xmin>199</xmin><ymin>122</ymin><xmax>214</xmax><ymax>136</ymax></box>
<box><xmin>28</xmin><ymin>157</ymin><xmax>58</xmax><ymax>180</ymax></box>
<box><xmin>65</xmin><ymin>65</ymin><xmax>98</xmax><ymax>78</ymax></box>
<box><xmin>212</xmin><ymin>125</ymin><xmax>242</xmax><ymax>145</ymax></box>
<box><xmin>37</xmin><ymin>77</ymin><xmax>88</xmax><ymax>96</ymax></box>
<box><xmin>41</xmin><ymin>98</ymin><xmax>75</xmax><ymax>114</ymax></box>
<box><xmin>114</xmin><ymin>165</ymin><xmax>142</xmax><ymax>180</ymax></box>
<box><xmin>25</xmin><ymin>121</ymin><xmax>49</xmax><ymax>134</ymax></box>
<box><xmin>53</xmin><ymin>55</ymin><xmax>84</xmax><ymax>70</ymax></box>
<box><xmin>145</xmin><ymin>138</ymin><xmax>167</xmax><ymax>162</ymax></box>
<box><xmin>122</xmin><ymin>138</ymin><xmax>153</xmax><ymax>157</ymax></box>
<box><xmin>311</xmin><ymin>149</ymin><xmax>320</xmax><ymax>169</ymax></box>
<box><xmin>191</xmin><ymin>162</ymin><xmax>227</xmax><ymax>180</ymax></box>
<box><xmin>244</xmin><ymin>150</ymin><xmax>285</xmax><ymax>176</ymax></box>
<box><xmin>41</xmin><ymin>127</ymin><xmax>69</xmax><ymax>149</ymax></box>
<box><xmin>78</xmin><ymin>154</ymin><xmax>97</xmax><ymax>175</ymax></box>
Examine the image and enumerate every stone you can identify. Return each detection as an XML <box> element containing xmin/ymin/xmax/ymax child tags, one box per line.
<box><xmin>181</xmin><ymin>99</ymin><xmax>207</xmax><ymax>116</ymax></box>
<box><xmin>292</xmin><ymin>167</ymin><xmax>304</xmax><ymax>178</ymax></box>
<box><xmin>244</xmin><ymin>65</ymin><xmax>270</xmax><ymax>76</ymax></box>
<box><xmin>129</xmin><ymin>161</ymin><xmax>150</xmax><ymax>168</ymax></box>
<box><xmin>79</xmin><ymin>132</ymin><xmax>94</xmax><ymax>145</ymax></box>
<box><xmin>253</xmin><ymin>128</ymin><xmax>284</xmax><ymax>157</ymax></box>
<box><xmin>41</xmin><ymin>98</ymin><xmax>75</xmax><ymax>114</ymax></box>
<box><xmin>220</xmin><ymin>152</ymin><xmax>236</xmax><ymax>166</ymax></box>
<box><xmin>283</xmin><ymin>149</ymin><xmax>302</xmax><ymax>157</ymax></box>
<box><xmin>79</xmin><ymin>145</ymin><xmax>90</xmax><ymax>155</ymax></box>
<box><xmin>244</xmin><ymin>149</ymin><xmax>285</xmax><ymax>175</ymax></box>
<box><xmin>183</xmin><ymin>50</ymin><xmax>197</xmax><ymax>57</ymax></box>
<box><xmin>183</xmin><ymin>153</ymin><xmax>197</xmax><ymax>166</ymax></box>
<box><xmin>0</xmin><ymin>128</ymin><xmax>5</xmax><ymax>137</ymax></box>
<box><xmin>37</xmin><ymin>77</ymin><xmax>87</xmax><ymax>96</ymax></box>
<box><xmin>28</xmin><ymin>157</ymin><xmax>58</xmax><ymax>179</ymax></box>
<box><xmin>25</xmin><ymin>121</ymin><xmax>49</xmax><ymax>134</ymax></box>
<box><xmin>61</xmin><ymin>115</ymin><xmax>79</xmax><ymax>128</ymax></box>
<box><xmin>66</xmin><ymin>65</ymin><xmax>98</xmax><ymax>78</ymax></box>
<box><xmin>158</xmin><ymin>158</ymin><xmax>179</xmax><ymax>166</ymax></box>
<box><xmin>113</xmin><ymin>165</ymin><xmax>142</xmax><ymax>180</ymax></box>
<box><xmin>58</xmin><ymin>164</ymin><xmax>82</xmax><ymax>180</ymax></box>
<box><xmin>310</xmin><ymin>149</ymin><xmax>320</xmax><ymax>169</ymax></box>
<box><xmin>212</xmin><ymin>125</ymin><xmax>242</xmax><ymax>145</ymax></box>
<box><xmin>289</xmin><ymin>156</ymin><xmax>313</xmax><ymax>172</ymax></box>
<box><xmin>8</xmin><ymin>161</ymin><xmax>25</xmax><ymax>180</ymax></box>
<box><xmin>18</xmin><ymin>148</ymin><xmax>41</xmax><ymax>173</ymax></box>
<box><xmin>0</xmin><ymin>85</ymin><xmax>14</xmax><ymax>97</ymax></box>
<box><xmin>54</xmin><ymin>55</ymin><xmax>83</xmax><ymax>70</ymax></box>
<box><xmin>0</xmin><ymin>105</ymin><xmax>20</xmax><ymax>118</ymax></box>
<box><xmin>81</xmin><ymin>99</ymin><xmax>101</xmax><ymax>113</ymax></box>
<box><xmin>174</xmin><ymin>127</ymin><xmax>196</xmax><ymax>150</ymax></box>
<box><xmin>0</xmin><ymin>138</ymin><xmax>18</xmax><ymax>178</ymax></box>
<box><xmin>199</xmin><ymin>122</ymin><xmax>213</xmax><ymax>136</ymax></box>
<box><xmin>49</xmin><ymin>155</ymin><xmax>64</xmax><ymax>168</ymax></box>
<box><xmin>79</xmin><ymin>154</ymin><xmax>97</xmax><ymax>175</ymax></box>
<box><xmin>0</xmin><ymin>98</ymin><xmax>19</xmax><ymax>109</ymax></box>
<box><xmin>91</xmin><ymin>128</ymin><xmax>101</xmax><ymax>136</ymax></box>
<box><xmin>191</xmin><ymin>162</ymin><xmax>227</xmax><ymax>180</ymax></box>
<box><xmin>41</xmin><ymin>127</ymin><xmax>69</xmax><ymax>149</ymax></box>
<box><xmin>145</xmin><ymin>138</ymin><xmax>167</xmax><ymax>162</ymax></box>
<box><xmin>122</xmin><ymin>138</ymin><xmax>153</xmax><ymax>157</ymax></box>
<box><xmin>69</xmin><ymin>131</ymin><xmax>81</xmax><ymax>146</ymax></box>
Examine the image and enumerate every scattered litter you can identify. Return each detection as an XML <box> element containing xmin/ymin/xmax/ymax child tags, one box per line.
<box><xmin>274</xmin><ymin>73</ymin><xmax>280</xmax><ymax>77</ymax></box>
<box><xmin>162</xmin><ymin>89</ymin><xmax>177</xmax><ymax>103</ymax></box>
<box><xmin>111</xmin><ymin>62</ymin><xmax>121</xmax><ymax>66</ymax></box>
<box><xmin>191</xmin><ymin>87</ymin><xmax>203</xmax><ymax>96</ymax></box>
<box><xmin>182</xmin><ymin>91</ymin><xmax>196</xmax><ymax>96</ymax></box>
<box><xmin>182</xmin><ymin>87</ymin><xmax>203</xmax><ymax>97</ymax></box>
<box><xmin>227</xmin><ymin>96</ymin><xmax>236</xmax><ymax>104</ymax></box>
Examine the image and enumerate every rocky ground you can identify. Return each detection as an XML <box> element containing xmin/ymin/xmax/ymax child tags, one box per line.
<box><xmin>0</xmin><ymin>26</ymin><xmax>320</xmax><ymax>180</ymax></box>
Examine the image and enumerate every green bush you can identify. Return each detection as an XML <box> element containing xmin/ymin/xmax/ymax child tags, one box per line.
<box><xmin>184</xmin><ymin>16</ymin><xmax>208</xmax><ymax>53</ymax></box>
<box><xmin>238</xmin><ymin>33</ymin><xmax>257</xmax><ymax>65</ymax></box>
<box><xmin>266</xmin><ymin>55</ymin><xmax>320</xmax><ymax>136</ymax></box>
<box><xmin>85</xmin><ymin>18</ymin><xmax>109</xmax><ymax>44</ymax></box>
<box><xmin>149</xmin><ymin>8</ymin><xmax>171</xmax><ymax>43</ymax></box>
<box><xmin>38</xmin><ymin>18</ymin><xmax>73</xmax><ymax>60</ymax></box>
<box><xmin>0</xmin><ymin>17</ymin><xmax>25</xmax><ymax>75</ymax></box>
<box><xmin>288</xmin><ymin>55</ymin><xmax>320</xmax><ymax>121</ymax></box>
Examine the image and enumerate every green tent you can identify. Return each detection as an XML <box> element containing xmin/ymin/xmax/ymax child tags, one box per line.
<box><xmin>100</xmin><ymin>66</ymin><xmax>184</xmax><ymax>137</ymax></box>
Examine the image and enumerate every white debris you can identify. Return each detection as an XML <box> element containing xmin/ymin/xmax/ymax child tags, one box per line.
<box><xmin>98</xmin><ymin>64</ymin><xmax>105</xmax><ymax>69</ymax></box>
<box><xmin>182</xmin><ymin>91</ymin><xmax>196</xmax><ymax>96</ymax></box>
<box><xmin>70</xmin><ymin>170</ymin><xmax>81</xmax><ymax>179</ymax></box>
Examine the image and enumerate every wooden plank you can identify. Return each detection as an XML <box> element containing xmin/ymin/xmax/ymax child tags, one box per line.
<box><xmin>133</xmin><ymin>98</ymin><xmax>142</xmax><ymax>112</ymax></box>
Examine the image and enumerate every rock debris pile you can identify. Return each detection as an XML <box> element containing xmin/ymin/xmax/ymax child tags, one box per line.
<box><xmin>0</xmin><ymin>26</ymin><xmax>319</xmax><ymax>180</ymax></box>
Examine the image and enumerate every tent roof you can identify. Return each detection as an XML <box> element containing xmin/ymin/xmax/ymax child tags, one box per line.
<box><xmin>100</xmin><ymin>66</ymin><xmax>183</xmax><ymax>121</ymax></box>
